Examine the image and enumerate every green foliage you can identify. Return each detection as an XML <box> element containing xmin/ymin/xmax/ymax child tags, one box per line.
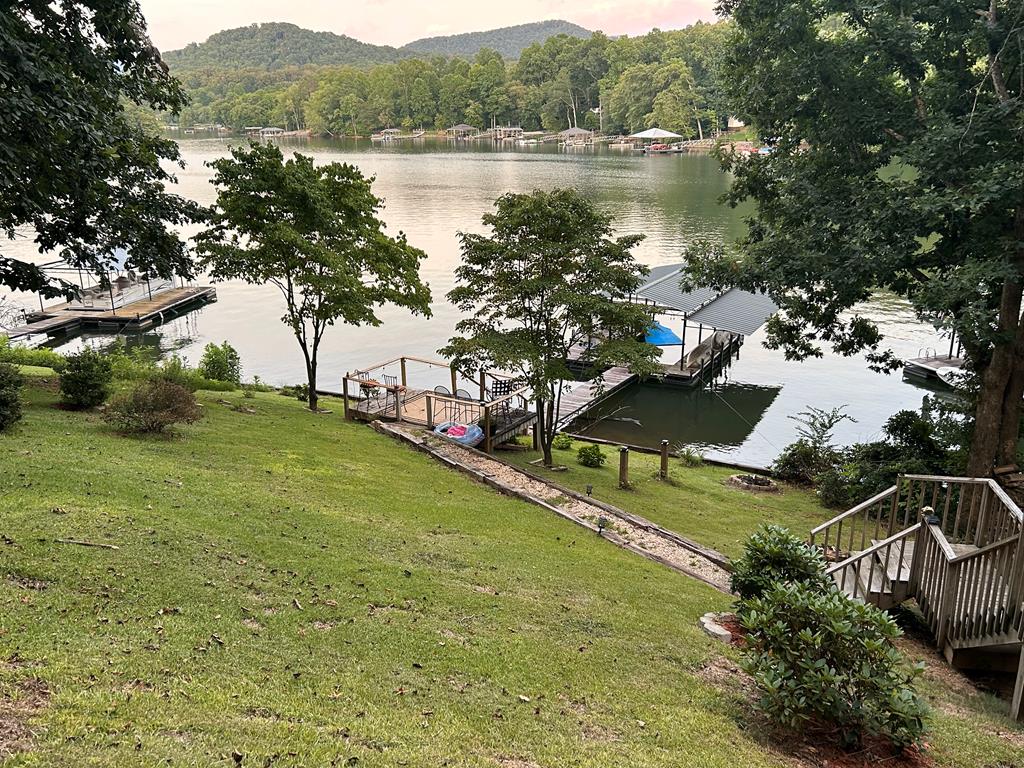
<box><xmin>155</xmin><ymin>354</ymin><xmax>236</xmax><ymax>393</ymax></box>
<box><xmin>741</xmin><ymin>582</ymin><xmax>929</xmax><ymax>750</ymax></box>
<box><xmin>198</xmin><ymin>341</ymin><xmax>241</xmax><ymax>384</ymax></box>
<box><xmin>691</xmin><ymin>0</ymin><xmax>1024</xmax><ymax>473</ymax></box>
<box><xmin>2</xmin><ymin>1</ymin><xmax>202</xmax><ymax>296</ymax></box>
<box><xmin>280</xmin><ymin>383</ymin><xmax>310</xmax><ymax>402</ymax></box>
<box><xmin>0</xmin><ymin>361</ymin><xmax>24</xmax><ymax>432</ymax></box>
<box><xmin>772</xmin><ymin>407</ymin><xmax>853</xmax><ymax>484</ymax></box>
<box><xmin>169</xmin><ymin>24</ymin><xmax>732</xmax><ymax>138</ymax></box>
<box><xmin>576</xmin><ymin>444</ymin><xmax>606</xmax><ymax>468</ymax></box>
<box><xmin>729</xmin><ymin>524</ymin><xmax>829</xmax><ymax>602</ymax></box>
<box><xmin>676</xmin><ymin>445</ymin><xmax>704</xmax><ymax>467</ymax></box>
<box><xmin>442</xmin><ymin>189</ymin><xmax>658</xmax><ymax>465</ymax></box>
<box><xmin>196</xmin><ymin>142</ymin><xmax>431</xmax><ymax>411</ymax></box>
<box><xmin>103</xmin><ymin>379</ymin><xmax>202</xmax><ymax>434</ymax></box>
<box><xmin>59</xmin><ymin>348</ymin><xmax>113</xmax><ymax>409</ymax></box>
<box><xmin>552</xmin><ymin>432</ymin><xmax>573</xmax><ymax>450</ymax></box>
<box><xmin>0</xmin><ymin>336</ymin><xmax>66</xmax><ymax>371</ymax></box>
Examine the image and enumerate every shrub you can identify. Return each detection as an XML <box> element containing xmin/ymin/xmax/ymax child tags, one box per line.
<box><xmin>103</xmin><ymin>379</ymin><xmax>202</xmax><ymax>434</ymax></box>
<box><xmin>0</xmin><ymin>362</ymin><xmax>24</xmax><ymax>432</ymax></box>
<box><xmin>576</xmin><ymin>444</ymin><xmax>606</xmax><ymax>468</ymax></box>
<box><xmin>281</xmin><ymin>383</ymin><xmax>309</xmax><ymax>402</ymax></box>
<box><xmin>198</xmin><ymin>341</ymin><xmax>241</xmax><ymax>384</ymax></box>
<box><xmin>0</xmin><ymin>336</ymin><xmax>66</xmax><ymax>371</ymax></box>
<box><xmin>772</xmin><ymin>438</ymin><xmax>837</xmax><ymax>484</ymax></box>
<box><xmin>677</xmin><ymin>445</ymin><xmax>704</xmax><ymax>467</ymax></box>
<box><xmin>730</xmin><ymin>524</ymin><xmax>830</xmax><ymax>602</ymax></box>
<box><xmin>59</xmin><ymin>348</ymin><xmax>113</xmax><ymax>408</ymax></box>
<box><xmin>552</xmin><ymin>432</ymin><xmax>573</xmax><ymax>450</ymax></box>
<box><xmin>155</xmin><ymin>354</ymin><xmax>236</xmax><ymax>393</ymax></box>
<box><xmin>741</xmin><ymin>582</ymin><xmax>928</xmax><ymax>749</ymax></box>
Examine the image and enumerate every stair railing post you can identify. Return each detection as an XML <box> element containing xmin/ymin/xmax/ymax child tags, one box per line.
<box><xmin>342</xmin><ymin>376</ymin><xmax>351</xmax><ymax>420</ymax></box>
<box><xmin>975</xmin><ymin>483</ymin><xmax>991</xmax><ymax>546</ymax></box>
<box><xmin>936</xmin><ymin>558</ymin><xmax>958</xmax><ymax>649</ymax></box>
<box><xmin>907</xmin><ymin>517</ymin><xmax>927</xmax><ymax>595</ymax></box>
<box><xmin>426</xmin><ymin>395</ymin><xmax>434</xmax><ymax>429</ymax></box>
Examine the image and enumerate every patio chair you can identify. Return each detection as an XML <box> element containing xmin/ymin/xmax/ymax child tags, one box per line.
<box><xmin>433</xmin><ymin>385</ymin><xmax>452</xmax><ymax>422</ymax></box>
<box><xmin>489</xmin><ymin>379</ymin><xmax>518</xmax><ymax>424</ymax></box>
<box><xmin>381</xmin><ymin>373</ymin><xmax>400</xmax><ymax>417</ymax></box>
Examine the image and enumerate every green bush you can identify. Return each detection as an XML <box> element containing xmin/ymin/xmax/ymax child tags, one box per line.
<box><xmin>198</xmin><ymin>341</ymin><xmax>241</xmax><ymax>384</ymax></box>
<box><xmin>741</xmin><ymin>582</ymin><xmax>928</xmax><ymax>749</ymax></box>
<box><xmin>0</xmin><ymin>336</ymin><xmax>66</xmax><ymax>371</ymax></box>
<box><xmin>0</xmin><ymin>362</ymin><xmax>24</xmax><ymax>432</ymax></box>
<box><xmin>772</xmin><ymin>438</ymin><xmax>837</xmax><ymax>484</ymax></box>
<box><xmin>730</xmin><ymin>524</ymin><xmax>830</xmax><ymax>602</ymax></box>
<box><xmin>59</xmin><ymin>348</ymin><xmax>113</xmax><ymax>409</ymax></box>
<box><xmin>103</xmin><ymin>379</ymin><xmax>202</xmax><ymax>434</ymax></box>
<box><xmin>677</xmin><ymin>445</ymin><xmax>704</xmax><ymax>467</ymax></box>
<box><xmin>281</xmin><ymin>383</ymin><xmax>309</xmax><ymax>402</ymax></box>
<box><xmin>155</xmin><ymin>354</ymin><xmax>236</xmax><ymax>393</ymax></box>
<box><xmin>576</xmin><ymin>444</ymin><xmax>606</xmax><ymax>468</ymax></box>
<box><xmin>552</xmin><ymin>432</ymin><xmax>573</xmax><ymax>450</ymax></box>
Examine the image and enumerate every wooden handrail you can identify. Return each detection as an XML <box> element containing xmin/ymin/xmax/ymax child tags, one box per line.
<box><xmin>927</xmin><ymin>523</ymin><xmax>958</xmax><ymax>561</ymax></box>
<box><xmin>824</xmin><ymin>523</ymin><xmax>918</xmax><ymax>575</ymax></box>
<box><xmin>950</xmin><ymin>533</ymin><xmax>1020</xmax><ymax>564</ymax></box>
<box><xmin>811</xmin><ymin>485</ymin><xmax>897</xmax><ymax>537</ymax></box>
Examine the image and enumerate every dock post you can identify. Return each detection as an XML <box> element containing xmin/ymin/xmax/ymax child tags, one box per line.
<box><xmin>618</xmin><ymin>447</ymin><xmax>629</xmax><ymax>489</ymax></box>
<box><xmin>479</xmin><ymin>369</ymin><xmax>486</xmax><ymax>400</ymax></box>
<box><xmin>394</xmin><ymin>387</ymin><xmax>403</xmax><ymax>422</ymax></box>
<box><xmin>426</xmin><ymin>395</ymin><xmax>434</xmax><ymax>428</ymax></box>
<box><xmin>342</xmin><ymin>376</ymin><xmax>351</xmax><ymax>420</ymax></box>
<box><xmin>660</xmin><ymin>440</ymin><xmax>669</xmax><ymax>480</ymax></box>
<box><xmin>483</xmin><ymin>406</ymin><xmax>492</xmax><ymax>453</ymax></box>
<box><xmin>400</xmin><ymin>357</ymin><xmax>407</xmax><ymax>387</ymax></box>
<box><xmin>450</xmin><ymin>365</ymin><xmax>458</xmax><ymax>394</ymax></box>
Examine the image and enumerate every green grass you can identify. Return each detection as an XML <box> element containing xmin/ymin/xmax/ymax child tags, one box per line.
<box><xmin>503</xmin><ymin>440</ymin><xmax>831</xmax><ymax>559</ymax></box>
<box><xmin>0</xmin><ymin>382</ymin><xmax>1020</xmax><ymax>766</ymax></box>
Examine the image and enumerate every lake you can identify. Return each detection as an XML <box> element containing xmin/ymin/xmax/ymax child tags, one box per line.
<box><xmin>2</xmin><ymin>137</ymin><xmax>946</xmax><ymax>467</ymax></box>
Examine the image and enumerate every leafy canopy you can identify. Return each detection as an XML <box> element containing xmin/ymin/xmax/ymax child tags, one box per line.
<box><xmin>687</xmin><ymin>0</ymin><xmax>1022</xmax><ymax>371</ymax></box>
<box><xmin>442</xmin><ymin>189</ymin><xmax>658</xmax><ymax>462</ymax></box>
<box><xmin>195</xmin><ymin>142</ymin><xmax>431</xmax><ymax>409</ymax></box>
<box><xmin>1</xmin><ymin>0</ymin><xmax>202</xmax><ymax>296</ymax></box>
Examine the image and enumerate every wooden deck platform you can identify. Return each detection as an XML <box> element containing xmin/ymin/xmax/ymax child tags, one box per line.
<box><xmin>904</xmin><ymin>353</ymin><xmax>964</xmax><ymax>381</ymax></box>
<box><xmin>8</xmin><ymin>286</ymin><xmax>217</xmax><ymax>341</ymax></box>
<box><xmin>556</xmin><ymin>366</ymin><xmax>636</xmax><ymax>428</ymax></box>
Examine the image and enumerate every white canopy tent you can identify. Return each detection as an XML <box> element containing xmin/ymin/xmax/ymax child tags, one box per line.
<box><xmin>629</xmin><ymin>128</ymin><xmax>683</xmax><ymax>140</ymax></box>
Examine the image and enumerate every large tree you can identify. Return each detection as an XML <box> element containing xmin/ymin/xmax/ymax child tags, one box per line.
<box><xmin>688</xmin><ymin>0</ymin><xmax>1023</xmax><ymax>475</ymax></box>
<box><xmin>442</xmin><ymin>189</ymin><xmax>659</xmax><ymax>467</ymax></box>
<box><xmin>195</xmin><ymin>142</ymin><xmax>432</xmax><ymax>412</ymax></box>
<box><xmin>1</xmin><ymin>0</ymin><xmax>202</xmax><ymax>296</ymax></box>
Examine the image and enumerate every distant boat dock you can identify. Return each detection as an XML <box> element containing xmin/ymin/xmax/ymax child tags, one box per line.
<box><xmin>6</xmin><ymin>285</ymin><xmax>216</xmax><ymax>344</ymax></box>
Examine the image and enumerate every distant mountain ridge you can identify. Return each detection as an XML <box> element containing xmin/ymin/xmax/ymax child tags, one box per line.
<box><xmin>161</xmin><ymin>19</ymin><xmax>592</xmax><ymax>71</ymax></box>
<box><xmin>401</xmin><ymin>20</ymin><xmax>590</xmax><ymax>59</ymax></box>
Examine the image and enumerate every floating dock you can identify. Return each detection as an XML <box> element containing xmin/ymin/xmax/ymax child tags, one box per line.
<box><xmin>6</xmin><ymin>286</ymin><xmax>216</xmax><ymax>343</ymax></box>
<box><xmin>903</xmin><ymin>353</ymin><xmax>964</xmax><ymax>382</ymax></box>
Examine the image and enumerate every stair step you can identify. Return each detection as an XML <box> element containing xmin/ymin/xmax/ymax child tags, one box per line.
<box><xmin>833</xmin><ymin>557</ymin><xmax>892</xmax><ymax>603</ymax></box>
<box><xmin>870</xmin><ymin>538</ymin><xmax>913</xmax><ymax>583</ymax></box>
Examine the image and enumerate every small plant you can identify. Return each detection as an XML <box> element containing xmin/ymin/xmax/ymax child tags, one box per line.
<box><xmin>576</xmin><ymin>444</ymin><xmax>606</xmax><ymax>468</ymax></box>
<box><xmin>242</xmin><ymin>385</ymin><xmax>256</xmax><ymax>399</ymax></box>
<box><xmin>676</xmin><ymin>445</ymin><xmax>704</xmax><ymax>467</ymax></box>
<box><xmin>198</xmin><ymin>341</ymin><xmax>241</xmax><ymax>384</ymax></box>
<box><xmin>0</xmin><ymin>362</ymin><xmax>24</xmax><ymax>432</ymax></box>
<box><xmin>552</xmin><ymin>432</ymin><xmax>573</xmax><ymax>451</ymax></box>
<box><xmin>103</xmin><ymin>379</ymin><xmax>202</xmax><ymax>434</ymax></box>
<box><xmin>289</xmin><ymin>383</ymin><xmax>310</xmax><ymax>402</ymax></box>
<box><xmin>0</xmin><ymin>336</ymin><xmax>66</xmax><ymax>370</ymax></box>
<box><xmin>741</xmin><ymin>581</ymin><xmax>929</xmax><ymax>750</ymax></box>
<box><xmin>730</xmin><ymin>524</ymin><xmax>830</xmax><ymax>602</ymax></box>
<box><xmin>59</xmin><ymin>347</ymin><xmax>113</xmax><ymax>409</ymax></box>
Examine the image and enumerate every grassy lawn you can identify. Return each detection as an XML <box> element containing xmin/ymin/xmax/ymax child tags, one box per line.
<box><xmin>0</xmin><ymin>372</ymin><xmax>1020</xmax><ymax>766</ymax></box>
<box><xmin>503</xmin><ymin>440</ymin><xmax>831</xmax><ymax>559</ymax></box>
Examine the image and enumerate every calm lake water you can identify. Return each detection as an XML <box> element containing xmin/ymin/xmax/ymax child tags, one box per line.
<box><xmin>3</xmin><ymin>137</ymin><xmax>947</xmax><ymax>467</ymax></box>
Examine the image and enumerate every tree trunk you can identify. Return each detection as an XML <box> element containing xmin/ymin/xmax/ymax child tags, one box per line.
<box><xmin>535</xmin><ymin>398</ymin><xmax>554</xmax><ymax>467</ymax></box>
<box><xmin>968</xmin><ymin>271</ymin><xmax>1024</xmax><ymax>476</ymax></box>
<box><xmin>306</xmin><ymin>359</ymin><xmax>318</xmax><ymax>412</ymax></box>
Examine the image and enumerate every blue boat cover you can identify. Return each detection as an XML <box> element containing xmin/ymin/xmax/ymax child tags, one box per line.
<box><xmin>645</xmin><ymin>322</ymin><xmax>682</xmax><ymax>346</ymax></box>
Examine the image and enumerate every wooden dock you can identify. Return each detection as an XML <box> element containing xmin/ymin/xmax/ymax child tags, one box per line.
<box><xmin>903</xmin><ymin>353</ymin><xmax>964</xmax><ymax>381</ymax></box>
<box><xmin>556</xmin><ymin>366</ymin><xmax>636</xmax><ymax>428</ymax></box>
<box><xmin>7</xmin><ymin>286</ymin><xmax>216</xmax><ymax>341</ymax></box>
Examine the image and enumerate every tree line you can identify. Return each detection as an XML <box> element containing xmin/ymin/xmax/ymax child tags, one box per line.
<box><xmin>171</xmin><ymin>24</ymin><xmax>733</xmax><ymax>138</ymax></box>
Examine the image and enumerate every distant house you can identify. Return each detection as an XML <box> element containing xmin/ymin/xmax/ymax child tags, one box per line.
<box><xmin>446</xmin><ymin>123</ymin><xmax>479</xmax><ymax>139</ymax></box>
<box><xmin>259</xmin><ymin>127</ymin><xmax>285</xmax><ymax>137</ymax></box>
<box><xmin>727</xmin><ymin>116</ymin><xmax>746</xmax><ymax>130</ymax></box>
<box><xmin>494</xmin><ymin>125</ymin><xmax>524</xmax><ymax>141</ymax></box>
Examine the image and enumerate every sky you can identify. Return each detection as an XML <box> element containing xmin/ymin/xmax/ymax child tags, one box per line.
<box><xmin>139</xmin><ymin>0</ymin><xmax>720</xmax><ymax>52</ymax></box>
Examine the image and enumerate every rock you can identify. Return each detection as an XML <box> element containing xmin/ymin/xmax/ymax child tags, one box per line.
<box><xmin>699</xmin><ymin>612</ymin><xmax>733</xmax><ymax>644</ymax></box>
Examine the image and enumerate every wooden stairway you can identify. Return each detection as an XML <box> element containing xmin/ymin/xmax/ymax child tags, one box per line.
<box><xmin>811</xmin><ymin>474</ymin><xmax>1024</xmax><ymax>721</ymax></box>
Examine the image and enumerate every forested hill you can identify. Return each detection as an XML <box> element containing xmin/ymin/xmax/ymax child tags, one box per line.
<box><xmin>161</xmin><ymin>23</ymin><xmax>399</xmax><ymax>70</ymax></box>
<box><xmin>161</xmin><ymin>20</ymin><xmax>591</xmax><ymax>71</ymax></box>
<box><xmin>401</xmin><ymin>20</ymin><xmax>590</xmax><ymax>59</ymax></box>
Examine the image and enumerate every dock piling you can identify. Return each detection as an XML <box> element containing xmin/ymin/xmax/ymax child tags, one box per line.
<box><xmin>618</xmin><ymin>447</ymin><xmax>630</xmax><ymax>489</ymax></box>
<box><xmin>660</xmin><ymin>440</ymin><xmax>669</xmax><ymax>480</ymax></box>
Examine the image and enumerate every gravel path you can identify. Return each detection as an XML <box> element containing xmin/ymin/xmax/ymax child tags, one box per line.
<box><xmin>396</xmin><ymin>425</ymin><xmax>732</xmax><ymax>592</ymax></box>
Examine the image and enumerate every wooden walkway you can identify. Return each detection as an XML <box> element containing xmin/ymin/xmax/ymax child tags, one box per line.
<box><xmin>8</xmin><ymin>286</ymin><xmax>216</xmax><ymax>340</ymax></box>
<box><xmin>556</xmin><ymin>366</ymin><xmax>636</xmax><ymax>428</ymax></box>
